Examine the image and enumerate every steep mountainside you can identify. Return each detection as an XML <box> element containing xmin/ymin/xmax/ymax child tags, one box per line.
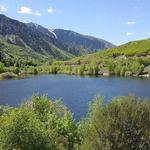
<box><xmin>53</xmin><ymin>29</ymin><xmax>114</xmax><ymax>55</ymax></box>
<box><xmin>0</xmin><ymin>15</ymin><xmax>72</xmax><ymax>61</ymax></box>
<box><xmin>0</xmin><ymin>14</ymin><xmax>114</xmax><ymax>62</ymax></box>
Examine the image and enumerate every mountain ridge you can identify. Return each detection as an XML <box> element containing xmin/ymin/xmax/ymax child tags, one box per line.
<box><xmin>0</xmin><ymin>14</ymin><xmax>114</xmax><ymax>62</ymax></box>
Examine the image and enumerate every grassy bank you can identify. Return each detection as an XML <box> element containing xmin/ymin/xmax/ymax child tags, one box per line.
<box><xmin>1</xmin><ymin>57</ymin><xmax>150</xmax><ymax>79</ymax></box>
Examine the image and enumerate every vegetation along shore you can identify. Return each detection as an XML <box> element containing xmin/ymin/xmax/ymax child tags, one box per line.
<box><xmin>1</xmin><ymin>38</ymin><xmax>150</xmax><ymax>79</ymax></box>
<box><xmin>0</xmin><ymin>95</ymin><xmax>150</xmax><ymax>149</ymax></box>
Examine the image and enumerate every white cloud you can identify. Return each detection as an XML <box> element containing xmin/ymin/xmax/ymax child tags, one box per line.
<box><xmin>147</xmin><ymin>33</ymin><xmax>150</xmax><ymax>35</ymax></box>
<box><xmin>47</xmin><ymin>7</ymin><xmax>56</xmax><ymax>13</ymax></box>
<box><xmin>126</xmin><ymin>32</ymin><xmax>134</xmax><ymax>36</ymax></box>
<box><xmin>18</xmin><ymin>6</ymin><xmax>32</xmax><ymax>14</ymax></box>
<box><xmin>18</xmin><ymin>6</ymin><xmax>41</xmax><ymax>16</ymax></box>
<box><xmin>0</xmin><ymin>4</ymin><xmax>8</xmax><ymax>12</ymax></box>
<box><xmin>126</xmin><ymin>21</ymin><xmax>136</xmax><ymax>25</ymax></box>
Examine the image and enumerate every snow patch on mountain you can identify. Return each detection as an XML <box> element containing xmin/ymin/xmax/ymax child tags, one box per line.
<box><xmin>48</xmin><ymin>29</ymin><xmax>57</xmax><ymax>39</ymax></box>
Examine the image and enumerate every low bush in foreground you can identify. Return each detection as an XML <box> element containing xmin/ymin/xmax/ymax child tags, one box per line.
<box><xmin>0</xmin><ymin>95</ymin><xmax>150</xmax><ymax>150</ymax></box>
<box><xmin>0</xmin><ymin>95</ymin><xmax>78</xmax><ymax>150</ymax></box>
<box><xmin>78</xmin><ymin>96</ymin><xmax>150</xmax><ymax>150</ymax></box>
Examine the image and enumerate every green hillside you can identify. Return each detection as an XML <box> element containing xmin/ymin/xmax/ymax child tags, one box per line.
<box><xmin>50</xmin><ymin>38</ymin><xmax>150</xmax><ymax>77</ymax></box>
<box><xmin>0</xmin><ymin>40</ymin><xmax>48</xmax><ymax>67</ymax></box>
<box><xmin>0</xmin><ymin>39</ymin><xmax>47</xmax><ymax>62</ymax></box>
<box><xmin>67</xmin><ymin>39</ymin><xmax>150</xmax><ymax>64</ymax></box>
<box><xmin>0</xmin><ymin>38</ymin><xmax>74</xmax><ymax>66</ymax></box>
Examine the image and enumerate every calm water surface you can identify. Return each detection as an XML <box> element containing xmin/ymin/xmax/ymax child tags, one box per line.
<box><xmin>0</xmin><ymin>75</ymin><xmax>150</xmax><ymax>119</ymax></box>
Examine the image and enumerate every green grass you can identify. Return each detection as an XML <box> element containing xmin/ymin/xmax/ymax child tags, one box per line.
<box><xmin>66</xmin><ymin>38</ymin><xmax>150</xmax><ymax>64</ymax></box>
<box><xmin>0</xmin><ymin>38</ymin><xmax>74</xmax><ymax>64</ymax></box>
<box><xmin>0</xmin><ymin>39</ymin><xmax>48</xmax><ymax>63</ymax></box>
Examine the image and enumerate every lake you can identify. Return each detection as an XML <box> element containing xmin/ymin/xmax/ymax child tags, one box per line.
<box><xmin>0</xmin><ymin>74</ymin><xmax>150</xmax><ymax>119</ymax></box>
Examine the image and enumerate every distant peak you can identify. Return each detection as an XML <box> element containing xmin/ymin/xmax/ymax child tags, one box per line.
<box><xmin>0</xmin><ymin>14</ymin><xmax>7</xmax><ymax>17</ymax></box>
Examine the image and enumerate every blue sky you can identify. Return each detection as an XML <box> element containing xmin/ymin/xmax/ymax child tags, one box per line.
<box><xmin>0</xmin><ymin>0</ymin><xmax>150</xmax><ymax>45</ymax></box>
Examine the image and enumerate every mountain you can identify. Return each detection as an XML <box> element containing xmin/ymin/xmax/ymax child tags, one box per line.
<box><xmin>67</xmin><ymin>39</ymin><xmax>150</xmax><ymax>64</ymax></box>
<box><xmin>0</xmin><ymin>14</ymin><xmax>73</xmax><ymax>62</ymax></box>
<box><xmin>53</xmin><ymin>29</ymin><xmax>114</xmax><ymax>56</ymax></box>
<box><xmin>0</xmin><ymin>14</ymin><xmax>114</xmax><ymax>62</ymax></box>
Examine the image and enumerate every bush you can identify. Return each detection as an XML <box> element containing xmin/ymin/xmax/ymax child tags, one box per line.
<box><xmin>78</xmin><ymin>65</ymin><xmax>85</xmax><ymax>75</ymax></box>
<box><xmin>78</xmin><ymin>96</ymin><xmax>150</xmax><ymax>150</ymax></box>
<box><xmin>33</xmin><ymin>68</ymin><xmax>38</xmax><ymax>75</ymax></box>
<box><xmin>0</xmin><ymin>95</ymin><xmax>78</xmax><ymax>150</ymax></box>
<box><xmin>0</xmin><ymin>95</ymin><xmax>150</xmax><ymax>150</ymax></box>
<box><xmin>0</xmin><ymin>62</ymin><xmax>4</xmax><ymax>73</ymax></box>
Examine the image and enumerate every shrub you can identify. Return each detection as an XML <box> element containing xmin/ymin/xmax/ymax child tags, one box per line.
<box><xmin>33</xmin><ymin>68</ymin><xmax>38</xmax><ymax>75</ymax></box>
<box><xmin>0</xmin><ymin>95</ymin><xmax>150</xmax><ymax>150</ymax></box>
<box><xmin>78</xmin><ymin>96</ymin><xmax>150</xmax><ymax>150</ymax></box>
<box><xmin>0</xmin><ymin>62</ymin><xmax>4</xmax><ymax>73</ymax></box>
<box><xmin>0</xmin><ymin>95</ymin><xmax>78</xmax><ymax>150</ymax></box>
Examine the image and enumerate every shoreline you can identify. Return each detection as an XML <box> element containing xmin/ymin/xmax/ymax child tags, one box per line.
<box><xmin>0</xmin><ymin>71</ymin><xmax>149</xmax><ymax>80</ymax></box>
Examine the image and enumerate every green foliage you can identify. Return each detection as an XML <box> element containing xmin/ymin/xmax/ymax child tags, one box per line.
<box><xmin>0</xmin><ymin>95</ymin><xmax>78</xmax><ymax>150</ymax></box>
<box><xmin>78</xmin><ymin>65</ymin><xmax>85</xmax><ymax>75</ymax></box>
<box><xmin>33</xmin><ymin>68</ymin><xmax>38</xmax><ymax>75</ymax></box>
<box><xmin>51</xmin><ymin>66</ymin><xmax>59</xmax><ymax>74</ymax></box>
<box><xmin>64</xmin><ymin>38</ymin><xmax>150</xmax><ymax>77</ymax></box>
<box><xmin>78</xmin><ymin>96</ymin><xmax>150</xmax><ymax>150</ymax></box>
<box><xmin>130</xmin><ymin>61</ymin><xmax>144</xmax><ymax>75</ymax></box>
<box><xmin>1</xmin><ymin>38</ymin><xmax>150</xmax><ymax>77</ymax></box>
<box><xmin>0</xmin><ymin>39</ymin><xmax>48</xmax><ymax>66</ymax></box>
<box><xmin>0</xmin><ymin>105</ymin><xmax>12</xmax><ymax>116</ymax></box>
<box><xmin>0</xmin><ymin>62</ymin><xmax>4</xmax><ymax>73</ymax></box>
<box><xmin>85</xmin><ymin>63</ymin><xmax>99</xmax><ymax>75</ymax></box>
<box><xmin>0</xmin><ymin>95</ymin><xmax>150</xmax><ymax>149</ymax></box>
